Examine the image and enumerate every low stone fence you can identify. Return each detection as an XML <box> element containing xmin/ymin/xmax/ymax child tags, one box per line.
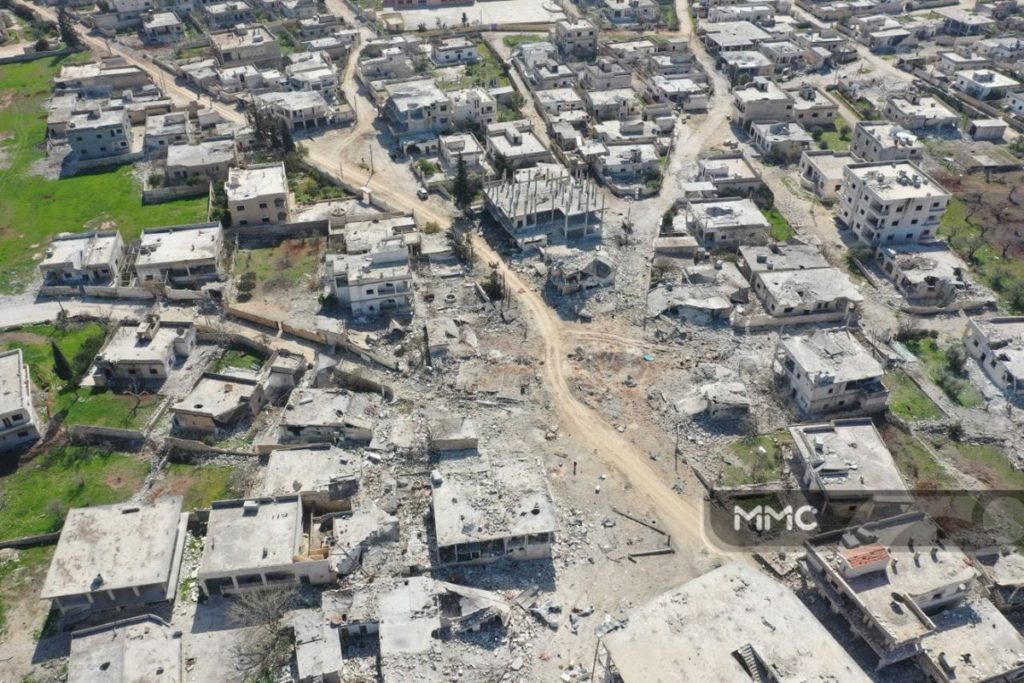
<box><xmin>67</xmin><ymin>423</ymin><xmax>146</xmax><ymax>444</ymax></box>
<box><xmin>142</xmin><ymin>182</ymin><xmax>210</xmax><ymax>205</ymax></box>
<box><xmin>0</xmin><ymin>47</ymin><xmax>75</xmax><ymax>65</ymax></box>
<box><xmin>0</xmin><ymin>532</ymin><xmax>61</xmax><ymax>550</ymax></box>
<box><xmin>732</xmin><ymin>310</ymin><xmax>855</xmax><ymax>332</ymax></box>
<box><xmin>164</xmin><ymin>435</ymin><xmax>255</xmax><ymax>457</ymax></box>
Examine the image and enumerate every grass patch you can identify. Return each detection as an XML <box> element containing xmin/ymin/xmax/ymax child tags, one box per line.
<box><xmin>903</xmin><ymin>337</ymin><xmax>985</xmax><ymax>408</ymax></box>
<box><xmin>211</xmin><ymin>348</ymin><xmax>265</xmax><ymax>373</ymax></box>
<box><xmin>502</xmin><ymin>34</ymin><xmax>544</xmax><ymax>49</ymax></box>
<box><xmin>0</xmin><ymin>545</ymin><xmax>54</xmax><ymax>638</ymax></box>
<box><xmin>0</xmin><ymin>444</ymin><xmax>148</xmax><ymax>538</ymax></box>
<box><xmin>885</xmin><ymin>371</ymin><xmax>944</xmax><ymax>421</ymax></box>
<box><xmin>819</xmin><ymin>129</ymin><xmax>851</xmax><ymax>151</ymax></box>
<box><xmin>154</xmin><ymin>462</ymin><xmax>243</xmax><ymax>510</ymax></box>
<box><xmin>926</xmin><ymin>436</ymin><xmax>1024</xmax><ymax>489</ymax></box>
<box><xmin>762</xmin><ymin>207</ymin><xmax>795</xmax><ymax>241</ymax></box>
<box><xmin>0</xmin><ymin>57</ymin><xmax>209</xmax><ymax>293</ymax></box>
<box><xmin>658</xmin><ymin>2</ymin><xmax>680</xmax><ymax>29</ymax></box>
<box><xmin>880</xmin><ymin>424</ymin><xmax>955</xmax><ymax>489</ymax></box>
<box><xmin>719</xmin><ymin>431</ymin><xmax>792</xmax><ymax>487</ymax></box>
<box><xmin>233</xmin><ymin>237</ymin><xmax>322</xmax><ymax>297</ymax></box>
<box><xmin>447</xmin><ymin>40</ymin><xmax>509</xmax><ymax>90</ymax></box>
<box><xmin>289</xmin><ymin>169</ymin><xmax>350</xmax><ymax>205</ymax></box>
<box><xmin>63</xmin><ymin>389</ymin><xmax>163</xmax><ymax>429</ymax></box>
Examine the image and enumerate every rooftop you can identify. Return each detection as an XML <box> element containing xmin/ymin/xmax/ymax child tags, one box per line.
<box><xmin>790</xmin><ymin>418</ymin><xmax>909</xmax><ymax>496</ymax></box>
<box><xmin>256</xmin><ymin>90</ymin><xmax>329</xmax><ymax>112</ymax></box>
<box><xmin>0</xmin><ymin>349</ymin><xmax>32</xmax><ymax>417</ymax></box>
<box><xmin>68</xmin><ymin>615</ymin><xmax>180</xmax><ymax>683</ymax></box>
<box><xmin>137</xmin><ymin>222</ymin><xmax>221</xmax><ymax>268</ymax></box>
<box><xmin>858</xmin><ymin>121</ymin><xmax>921</xmax><ymax>149</ymax></box>
<box><xmin>41</xmin><ymin>498</ymin><xmax>183</xmax><ymax>600</ymax></box>
<box><xmin>734</xmin><ymin>77</ymin><xmax>791</xmax><ymax>104</ymax></box>
<box><xmin>751</xmin><ymin>121</ymin><xmax>813</xmax><ymax>143</ymax></box>
<box><xmin>699</xmin><ymin>153</ymin><xmax>760</xmax><ymax>182</ymax></box>
<box><xmin>166</xmin><ymin>139</ymin><xmax>236</xmax><ymax>169</ymax></box>
<box><xmin>261</xmin><ymin>445</ymin><xmax>359</xmax><ymax>496</ymax></box>
<box><xmin>97</xmin><ymin>322</ymin><xmax>192</xmax><ymax>366</ymax></box>
<box><xmin>68</xmin><ymin>109</ymin><xmax>126</xmax><ymax>130</ymax></box>
<box><xmin>198</xmin><ymin>496</ymin><xmax>302</xmax><ymax>576</ymax></box>
<box><xmin>758</xmin><ymin>266</ymin><xmax>863</xmax><ymax>308</ymax></box>
<box><xmin>739</xmin><ymin>243</ymin><xmax>830</xmax><ymax>274</ymax></box>
<box><xmin>281</xmin><ymin>388</ymin><xmax>378</xmax><ymax>430</ymax></box>
<box><xmin>602</xmin><ymin>562</ymin><xmax>871</xmax><ymax>682</ymax></box>
<box><xmin>955</xmin><ymin>68</ymin><xmax>1020</xmax><ymax>88</ymax></box>
<box><xmin>845</xmin><ymin>161</ymin><xmax>949</xmax><ymax>201</ymax></box>
<box><xmin>210</xmin><ymin>25</ymin><xmax>276</xmax><ymax>50</ymax></box>
<box><xmin>172</xmin><ymin>372</ymin><xmax>260</xmax><ymax>421</ymax></box>
<box><xmin>143</xmin><ymin>12</ymin><xmax>181</xmax><ymax>28</ymax></box>
<box><xmin>881</xmin><ymin>241</ymin><xmax>967</xmax><ymax>285</ymax></box>
<box><xmin>781</xmin><ymin>329</ymin><xmax>883</xmax><ymax>384</ymax></box>
<box><xmin>688</xmin><ymin>197</ymin><xmax>768</xmax><ymax>228</ymax></box>
<box><xmin>226</xmin><ymin>162</ymin><xmax>288</xmax><ymax>201</ymax></box>
<box><xmin>39</xmin><ymin>231</ymin><xmax>121</xmax><ymax>271</ymax></box>
<box><xmin>921</xmin><ymin>597</ymin><xmax>1024</xmax><ymax>683</ymax></box>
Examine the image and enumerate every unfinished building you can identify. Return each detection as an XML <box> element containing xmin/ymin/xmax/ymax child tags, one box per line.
<box><xmin>40</xmin><ymin>497</ymin><xmax>187</xmax><ymax>616</ymax></box>
<box><xmin>197</xmin><ymin>496</ymin><xmax>332</xmax><ymax>596</ymax></box>
<box><xmin>965</xmin><ymin>316</ymin><xmax>1024</xmax><ymax>396</ymax></box>
<box><xmin>483</xmin><ymin>165</ymin><xmax>604</xmax><ymax>248</ymax></box>
<box><xmin>431</xmin><ymin>454</ymin><xmax>556</xmax><ymax>567</ymax></box>
<box><xmin>0</xmin><ymin>349</ymin><xmax>41</xmax><ymax>452</ymax></box>
<box><xmin>594</xmin><ymin>562</ymin><xmax>871</xmax><ymax>682</ymax></box>
<box><xmin>776</xmin><ymin>328</ymin><xmax>889</xmax><ymax>416</ymax></box>
<box><xmin>790</xmin><ymin>418</ymin><xmax>910</xmax><ymax>518</ymax></box>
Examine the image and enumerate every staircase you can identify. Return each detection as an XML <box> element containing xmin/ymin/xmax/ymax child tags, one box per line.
<box><xmin>734</xmin><ymin>643</ymin><xmax>771</xmax><ymax>682</ymax></box>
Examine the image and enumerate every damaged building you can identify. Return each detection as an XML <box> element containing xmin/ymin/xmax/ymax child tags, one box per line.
<box><xmin>279</xmin><ymin>387</ymin><xmax>379</xmax><ymax>444</ymax></box>
<box><xmin>540</xmin><ymin>245</ymin><xmax>616</xmax><ymax>295</ymax></box>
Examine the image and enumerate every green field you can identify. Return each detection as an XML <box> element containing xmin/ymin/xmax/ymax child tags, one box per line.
<box><xmin>0</xmin><ymin>56</ymin><xmax>209</xmax><ymax>293</ymax></box>
<box><xmin>0</xmin><ymin>444</ymin><xmax>148</xmax><ymax>538</ymax></box>
<box><xmin>719</xmin><ymin>431</ymin><xmax>792</xmax><ymax>487</ymax></box>
<box><xmin>819</xmin><ymin>129</ymin><xmax>851</xmax><ymax>151</ymax></box>
<box><xmin>881</xmin><ymin>424</ymin><xmax>955</xmax><ymax>489</ymax></box>
<box><xmin>446</xmin><ymin>41</ymin><xmax>510</xmax><ymax>90</ymax></box>
<box><xmin>233</xmin><ymin>237</ymin><xmax>322</xmax><ymax>292</ymax></box>
<box><xmin>885</xmin><ymin>371</ymin><xmax>944</xmax><ymax>421</ymax></box>
<box><xmin>502</xmin><ymin>34</ymin><xmax>544</xmax><ymax>49</ymax></box>
<box><xmin>151</xmin><ymin>462</ymin><xmax>243</xmax><ymax>510</ymax></box>
<box><xmin>64</xmin><ymin>389</ymin><xmax>163</xmax><ymax>429</ymax></box>
<box><xmin>903</xmin><ymin>336</ymin><xmax>985</xmax><ymax>408</ymax></box>
<box><xmin>762</xmin><ymin>207</ymin><xmax>795</xmax><ymax>241</ymax></box>
<box><xmin>211</xmin><ymin>348</ymin><xmax>265</xmax><ymax>373</ymax></box>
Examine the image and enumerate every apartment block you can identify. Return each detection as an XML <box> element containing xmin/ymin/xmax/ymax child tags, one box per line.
<box><xmin>839</xmin><ymin>161</ymin><xmax>950</xmax><ymax>246</ymax></box>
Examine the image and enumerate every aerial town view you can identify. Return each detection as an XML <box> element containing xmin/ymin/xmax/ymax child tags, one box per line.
<box><xmin>0</xmin><ymin>0</ymin><xmax>1024</xmax><ymax>678</ymax></box>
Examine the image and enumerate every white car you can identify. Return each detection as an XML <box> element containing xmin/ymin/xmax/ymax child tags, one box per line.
<box><xmin>416</xmin><ymin>187</ymin><xmax>429</xmax><ymax>200</ymax></box>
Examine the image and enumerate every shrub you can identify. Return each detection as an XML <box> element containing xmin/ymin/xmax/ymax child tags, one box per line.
<box><xmin>34</xmin><ymin>38</ymin><xmax>50</xmax><ymax>52</ymax></box>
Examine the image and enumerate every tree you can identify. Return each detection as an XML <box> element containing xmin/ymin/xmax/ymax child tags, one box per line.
<box><xmin>229</xmin><ymin>586</ymin><xmax>297</xmax><ymax>682</ymax></box>
<box><xmin>57</xmin><ymin>6</ymin><xmax>81</xmax><ymax>49</ymax></box>
<box><xmin>52</xmin><ymin>340</ymin><xmax>73</xmax><ymax>385</ymax></box>
<box><xmin>34</xmin><ymin>38</ymin><xmax>50</xmax><ymax>52</ymax></box>
<box><xmin>452</xmin><ymin>153</ymin><xmax>474</xmax><ymax>214</ymax></box>
<box><xmin>278</xmin><ymin>120</ymin><xmax>295</xmax><ymax>154</ymax></box>
<box><xmin>461</xmin><ymin>11</ymin><xmax>468</xmax><ymax>26</ymax></box>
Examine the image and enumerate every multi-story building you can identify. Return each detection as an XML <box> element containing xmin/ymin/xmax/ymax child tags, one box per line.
<box><xmin>134</xmin><ymin>222</ymin><xmax>224</xmax><ymax>287</ymax></box>
<box><xmin>431</xmin><ymin>37</ymin><xmax>478</xmax><ymax>65</ymax></box>
<box><xmin>383</xmin><ymin>79</ymin><xmax>451</xmax><ymax>143</ymax></box>
<box><xmin>144</xmin><ymin>111</ymin><xmax>190</xmax><ymax>155</ymax></box>
<box><xmin>750</xmin><ymin>121</ymin><xmax>813</xmax><ymax>162</ymax></box>
<box><xmin>446</xmin><ymin>87</ymin><xmax>497</xmax><ymax>128</ymax></box>
<box><xmin>226</xmin><ymin>162</ymin><xmax>291</xmax><ymax>226</ymax></box>
<box><xmin>954</xmin><ymin>68</ymin><xmax>1021</xmax><ymax>99</ymax></box>
<box><xmin>203</xmin><ymin>0</ymin><xmax>254</xmax><ymax>30</ymax></box>
<box><xmin>210</xmin><ymin>25</ymin><xmax>282</xmax><ymax>66</ymax></box>
<box><xmin>166</xmin><ymin>139</ymin><xmax>237</xmax><ymax>184</ymax></box>
<box><xmin>697</xmin><ymin>153</ymin><xmax>763</xmax><ymax>195</ymax></box>
<box><xmin>839</xmin><ymin>161</ymin><xmax>950</xmax><ymax>246</ymax></box>
<box><xmin>552</xmin><ymin>19</ymin><xmax>598</xmax><ymax>57</ymax></box>
<box><xmin>140</xmin><ymin>11</ymin><xmax>184</xmax><ymax>44</ymax></box>
<box><xmin>851</xmin><ymin>121</ymin><xmax>923</xmax><ymax>163</ymax></box>
<box><xmin>732</xmin><ymin>77</ymin><xmax>793</xmax><ymax>129</ymax></box>
<box><xmin>326</xmin><ymin>237</ymin><xmax>413</xmax><ymax>317</ymax></box>
<box><xmin>776</xmin><ymin>328</ymin><xmax>888</xmax><ymax>415</ymax></box>
<box><xmin>602</xmin><ymin>0</ymin><xmax>658</xmax><ymax>26</ymax></box>
<box><xmin>799</xmin><ymin>150</ymin><xmax>853</xmax><ymax>202</ymax></box>
<box><xmin>0</xmin><ymin>349</ymin><xmax>40</xmax><ymax>452</ymax></box>
<box><xmin>67</xmin><ymin>109</ymin><xmax>132</xmax><ymax>160</ymax></box>
<box><xmin>965</xmin><ymin>316</ymin><xmax>1024</xmax><ymax>396</ymax></box>
<box><xmin>883</xmin><ymin>94</ymin><xmax>959</xmax><ymax>130</ymax></box>
<box><xmin>788</xmin><ymin>84</ymin><xmax>838</xmax><ymax>128</ymax></box>
<box><xmin>577</xmin><ymin>58</ymin><xmax>633</xmax><ymax>91</ymax></box>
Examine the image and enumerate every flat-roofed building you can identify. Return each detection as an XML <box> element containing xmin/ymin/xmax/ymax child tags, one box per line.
<box><xmin>92</xmin><ymin>317</ymin><xmax>196</xmax><ymax>385</ymax></box>
<box><xmin>197</xmin><ymin>496</ymin><xmax>332</xmax><ymax>596</ymax></box>
<box><xmin>226</xmin><ymin>162</ymin><xmax>291</xmax><ymax>226</ymax></box>
<box><xmin>135</xmin><ymin>222</ymin><xmax>224</xmax><ymax>286</ymax></box>
<box><xmin>750</xmin><ymin>121</ymin><xmax>813</xmax><ymax>162</ymax></box>
<box><xmin>166</xmin><ymin>139</ymin><xmax>237</xmax><ymax>184</ymax></box>
<box><xmin>788</xmin><ymin>83</ymin><xmax>839</xmax><ymax>127</ymax></box>
<box><xmin>753</xmin><ymin>266</ymin><xmax>863</xmax><ymax>317</ymax></box>
<box><xmin>552</xmin><ymin>18</ymin><xmax>597</xmax><ymax>57</ymax></box>
<box><xmin>883</xmin><ymin>94</ymin><xmax>959</xmax><ymax>130</ymax></box>
<box><xmin>67</xmin><ymin>109</ymin><xmax>132</xmax><ymax>160</ymax></box>
<box><xmin>799</xmin><ymin>149</ymin><xmax>853</xmax><ymax>201</ymax></box>
<box><xmin>733</xmin><ymin>76</ymin><xmax>793</xmax><ymax>128</ymax></box>
<box><xmin>39</xmin><ymin>230</ymin><xmax>124</xmax><ymax>285</ymax></box>
<box><xmin>141</xmin><ymin>11</ymin><xmax>184</xmax><ymax>44</ymax></box>
<box><xmin>203</xmin><ymin>0</ymin><xmax>253</xmax><ymax>30</ymax></box>
<box><xmin>210</xmin><ymin>25</ymin><xmax>282</xmax><ymax>66</ymax></box>
<box><xmin>326</xmin><ymin>236</ymin><xmax>413</xmax><ymax>317</ymax></box>
<box><xmin>0</xmin><ymin>349</ymin><xmax>40</xmax><ymax>452</ymax></box>
<box><xmin>697</xmin><ymin>152</ymin><xmax>763</xmax><ymax>195</ymax></box>
<box><xmin>55</xmin><ymin>61</ymin><xmax>151</xmax><ymax>97</ymax></box>
<box><xmin>40</xmin><ymin>497</ymin><xmax>187</xmax><ymax>616</ymax></box>
<box><xmin>738</xmin><ymin>242</ymin><xmax>830</xmax><ymax>278</ymax></box>
<box><xmin>839</xmin><ymin>161</ymin><xmax>950</xmax><ymax>246</ymax></box>
<box><xmin>965</xmin><ymin>316</ymin><xmax>1024</xmax><ymax>396</ymax></box>
<box><xmin>260</xmin><ymin>445</ymin><xmax>358</xmax><ymax>502</ymax></box>
<box><xmin>955</xmin><ymin>68</ymin><xmax>1019</xmax><ymax>99</ymax></box>
<box><xmin>852</xmin><ymin>121</ymin><xmax>923</xmax><ymax>163</ymax></box>
<box><xmin>431</xmin><ymin>37</ymin><xmax>478</xmax><ymax>65</ymax></box>
<box><xmin>68</xmin><ymin>615</ymin><xmax>181</xmax><ymax>683</ymax></box>
<box><xmin>973</xmin><ymin>547</ymin><xmax>1024</xmax><ymax>610</ymax></box>
<box><xmin>255</xmin><ymin>90</ymin><xmax>333</xmax><ymax>131</ymax></box>
<box><xmin>279</xmin><ymin>388</ymin><xmax>379</xmax><ymax>444</ymax></box>
<box><xmin>144</xmin><ymin>111</ymin><xmax>190</xmax><ymax>155</ymax></box>
<box><xmin>684</xmin><ymin>197</ymin><xmax>770</xmax><ymax>248</ymax></box>
<box><xmin>595</xmin><ymin>562</ymin><xmax>872</xmax><ymax>682</ymax></box>
<box><xmin>776</xmin><ymin>328</ymin><xmax>888</xmax><ymax>415</ymax></box>
<box><xmin>790</xmin><ymin>418</ymin><xmax>910</xmax><ymax>517</ymax></box>
<box><xmin>720</xmin><ymin>50</ymin><xmax>774</xmax><ymax>83</ymax></box>
<box><xmin>171</xmin><ymin>371</ymin><xmax>266</xmax><ymax>434</ymax></box>
<box><xmin>431</xmin><ymin>454</ymin><xmax>556</xmax><ymax>567</ymax></box>
<box><xmin>876</xmin><ymin>241</ymin><xmax>969</xmax><ymax>302</ymax></box>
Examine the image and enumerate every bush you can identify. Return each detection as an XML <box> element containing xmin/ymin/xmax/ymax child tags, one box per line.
<box><xmin>423</xmin><ymin>221</ymin><xmax>442</xmax><ymax>235</ymax></box>
<box><xmin>34</xmin><ymin>38</ymin><xmax>50</xmax><ymax>52</ymax></box>
<box><xmin>148</xmin><ymin>172</ymin><xmax>164</xmax><ymax>188</ymax></box>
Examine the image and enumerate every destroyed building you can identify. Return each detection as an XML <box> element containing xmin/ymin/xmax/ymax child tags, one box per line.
<box><xmin>483</xmin><ymin>165</ymin><xmax>604</xmax><ymax>248</ymax></box>
<box><xmin>973</xmin><ymin>547</ymin><xmax>1024</xmax><ymax>611</ymax></box>
<box><xmin>260</xmin><ymin>445</ymin><xmax>359</xmax><ymax>509</ymax></box>
<box><xmin>279</xmin><ymin>387</ymin><xmax>379</xmax><ymax>444</ymax></box>
<box><xmin>171</xmin><ymin>371</ymin><xmax>267</xmax><ymax>434</ymax></box>
<box><xmin>737</xmin><ymin>242</ymin><xmax>830</xmax><ymax>278</ymax></box>
<box><xmin>541</xmin><ymin>245</ymin><xmax>616</xmax><ymax>295</ymax></box>
<box><xmin>594</xmin><ymin>562</ymin><xmax>871</xmax><ymax>682</ymax></box>
<box><xmin>40</xmin><ymin>497</ymin><xmax>187</xmax><ymax>616</ymax></box>
<box><xmin>776</xmin><ymin>328</ymin><xmax>889</xmax><ymax>416</ymax></box>
<box><xmin>431</xmin><ymin>454</ymin><xmax>556</xmax><ymax>567</ymax></box>
<box><xmin>876</xmin><ymin>242</ymin><xmax>969</xmax><ymax>303</ymax></box>
<box><xmin>684</xmin><ymin>197</ymin><xmax>771</xmax><ymax>249</ymax></box>
<box><xmin>752</xmin><ymin>266</ymin><xmax>864</xmax><ymax>318</ymax></box>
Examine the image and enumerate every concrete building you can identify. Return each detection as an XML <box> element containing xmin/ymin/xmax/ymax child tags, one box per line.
<box><xmin>578</xmin><ymin>58</ymin><xmax>633</xmax><ymax>91</ymax></box>
<box><xmin>198</xmin><ymin>496</ymin><xmax>332</xmax><ymax>596</ymax></box>
<box><xmin>0</xmin><ymin>349</ymin><xmax>40</xmax><ymax>452</ymax></box>
<box><xmin>260</xmin><ymin>445</ymin><xmax>358</xmax><ymax>505</ymax></box>
<box><xmin>542</xmin><ymin>245</ymin><xmax>616</xmax><ymax>295</ymax></box>
<box><xmin>966</xmin><ymin>316</ymin><xmax>1024</xmax><ymax>396</ymax></box>
<box><xmin>326</xmin><ymin>236</ymin><xmax>413</xmax><ymax>317</ymax></box>
<box><xmin>703</xmin><ymin>20</ymin><xmax>772</xmax><ymax>53</ymax></box>
<box><xmin>483</xmin><ymin>164</ymin><xmax>605</xmax><ymax>247</ymax></box>
<box><xmin>68</xmin><ymin>615</ymin><xmax>180</xmax><ymax>683</ymax></box>
<box><xmin>39</xmin><ymin>230</ymin><xmax>124</xmax><ymax>285</ymax></box>
<box><xmin>720</xmin><ymin>50</ymin><xmax>774</xmax><ymax>83</ymax></box>
<box><xmin>210</xmin><ymin>25</ymin><xmax>282</xmax><ymax>66</ymax></box>
<box><xmin>788</xmin><ymin>84</ymin><xmax>839</xmax><ymax>127</ymax></box>
<box><xmin>750</xmin><ymin>121</ymin><xmax>813</xmax><ymax>161</ymax></box>
<box><xmin>446</xmin><ymin>87</ymin><xmax>497</xmax><ymax>128</ymax></box>
<box><xmin>799</xmin><ymin>149</ymin><xmax>853</xmax><ymax>201</ymax></box>
<box><xmin>602</xmin><ymin>0</ymin><xmax>658</xmax><ymax>26</ymax></box>
<box><xmin>255</xmin><ymin>90</ymin><xmax>333</xmax><ymax>131</ymax></box>
<box><xmin>55</xmin><ymin>61</ymin><xmax>151</xmax><ymax>97</ymax></box>
<box><xmin>432</xmin><ymin>454</ymin><xmax>556</xmax><ymax>566</ymax></box>
<box><xmin>737</xmin><ymin>242</ymin><xmax>830</xmax><ymax>278</ymax></box>
<box><xmin>595</xmin><ymin>563</ymin><xmax>872</xmax><ymax>682</ymax></box>
<box><xmin>383</xmin><ymin>79</ymin><xmax>452</xmax><ymax>144</ymax></box>
<box><xmin>135</xmin><ymin>222</ymin><xmax>224</xmax><ymax>286</ymax></box>
<box><xmin>285</xmin><ymin>52</ymin><xmax>338</xmax><ymax>98</ymax></box>
<box><xmin>203</xmin><ymin>0</ymin><xmax>253</xmax><ymax>29</ymax></box>
<box><xmin>697</xmin><ymin>152</ymin><xmax>763</xmax><ymax>195</ymax></box>
<box><xmin>67</xmin><ymin>109</ymin><xmax>132</xmax><ymax>161</ymax></box>
<box><xmin>431</xmin><ymin>37</ymin><xmax>478</xmax><ymax>65</ymax></box>
<box><xmin>226</xmin><ymin>162</ymin><xmax>291</xmax><ymax>226</ymax></box>
<box><xmin>883</xmin><ymin>94</ymin><xmax>959</xmax><ymax>130</ymax></box>
<box><xmin>973</xmin><ymin>547</ymin><xmax>1024</xmax><ymax>610</ymax></box>
<box><xmin>790</xmin><ymin>418</ymin><xmax>909</xmax><ymax>517</ymax></box>
<box><xmin>140</xmin><ymin>11</ymin><xmax>184</xmax><ymax>44</ymax></box>
<box><xmin>552</xmin><ymin>19</ymin><xmax>598</xmax><ymax>57</ymax></box>
<box><xmin>955</xmin><ymin>69</ymin><xmax>1019</xmax><ymax>99</ymax></box>
<box><xmin>144</xmin><ymin>112</ymin><xmax>190</xmax><ymax>155</ymax></box>
<box><xmin>40</xmin><ymin>497</ymin><xmax>187</xmax><ymax>616</ymax></box>
<box><xmin>645</xmin><ymin>75</ymin><xmax>708</xmax><ymax>110</ymax></box>
<box><xmin>166</xmin><ymin>139</ymin><xmax>237</xmax><ymax>184</ymax></box>
<box><xmin>439</xmin><ymin>132</ymin><xmax>484</xmax><ymax>172</ymax></box>
<box><xmin>732</xmin><ymin>77</ymin><xmax>793</xmax><ymax>128</ymax></box>
<box><xmin>592</xmin><ymin>143</ymin><xmax>661</xmax><ymax>184</ymax></box>
<box><xmin>583</xmin><ymin>88</ymin><xmax>642</xmax><ymax>121</ymax></box>
<box><xmin>753</xmin><ymin>266</ymin><xmax>863</xmax><ymax>317</ymax></box>
<box><xmin>484</xmin><ymin>120</ymin><xmax>553</xmax><ymax>169</ymax></box>
<box><xmin>937</xmin><ymin>50</ymin><xmax>989</xmax><ymax>76</ymax></box>
<box><xmin>840</xmin><ymin>161</ymin><xmax>950</xmax><ymax>246</ymax></box>
<box><xmin>852</xmin><ymin>121</ymin><xmax>923</xmax><ymax>163</ymax></box>
<box><xmin>92</xmin><ymin>317</ymin><xmax>196</xmax><ymax>385</ymax></box>
<box><xmin>685</xmin><ymin>197</ymin><xmax>770</xmax><ymax>248</ymax></box>
<box><xmin>803</xmin><ymin>512</ymin><xmax>1023</xmax><ymax>671</ymax></box>
<box><xmin>279</xmin><ymin>388</ymin><xmax>378</xmax><ymax>443</ymax></box>
<box><xmin>967</xmin><ymin>117</ymin><xmax>1006</xmax><ymax>141</ymax></box>
<box><xmin>777</xmin><ymin>328</ymin><xmax>888</xmax><ymax>415</ymax></box>
<box><xmin>429</xmin><ymin>415</ymin><xmax>479</xmax><ymax>451</ymax></box>
<box><xmin>171</xmin><ymin>371</ymin><xmax>266</xmax><ymax>434</ymax></box>
<box><xmin>876</xmin><ymin>241</ymin><xmax>969</xmax><ymax>302</ymax></box>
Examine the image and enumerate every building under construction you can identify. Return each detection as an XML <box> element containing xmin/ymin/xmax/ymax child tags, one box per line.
<box><xmin>483</xmin><ymin>164</ymin><xmax>605</xmax><ymax>248</ymax></box>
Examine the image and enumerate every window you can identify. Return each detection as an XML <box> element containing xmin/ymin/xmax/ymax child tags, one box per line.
<box><xmin>259</xmin><ymin>202</ymin><xmax>267</xmax><ymax>209</ymax></box>
<box><xmin>149</xmin><ymin>368</ymin><xmax>159</xmax><ymax>375</ymax></box>
<box><xmin>236</xmin><ymin>205</ymin><xmax>245</xmax><ymax>212</ymax></box>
